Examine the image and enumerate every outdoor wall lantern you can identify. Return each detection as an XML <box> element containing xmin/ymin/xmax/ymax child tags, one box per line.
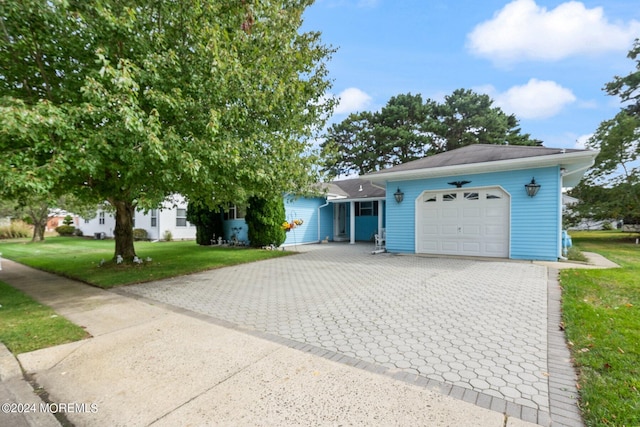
<box><xmin>525</xmin><ymin>178</ymin><xmax>541</xmax><ymax>197</ymax></box>
<box><xmin>393</xmin><ymin>187</ymin><xmax>404</xmax><ymax>203</ymax></box>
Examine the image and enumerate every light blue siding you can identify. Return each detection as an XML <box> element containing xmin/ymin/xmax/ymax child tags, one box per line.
<box><xmin>283</xmin><ymin>197</ymin><xmax>326</xmax><ymax>246</ymax></box>
<box><xmin>387</xmin><ymin>166</ymin><xmax>561</xmax><ymax>260</ymax></box>
<box><xmin>318</xmin><ymin>202</ymin><xmax>333</xmax><ymax>242</ymax></box>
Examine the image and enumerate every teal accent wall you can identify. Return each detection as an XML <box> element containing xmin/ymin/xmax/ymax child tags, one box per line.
<box><xmin>386</xmin><ymin>166</ymin><xmax>560</xmax><ymax>260</ymax></box>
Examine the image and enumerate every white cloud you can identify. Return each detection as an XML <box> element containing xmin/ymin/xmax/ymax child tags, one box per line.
<box><xmin>493</xmin><ymin>79</ymin><xmax>576</xmax><ymax>119</ymax></box>
<box><xmin>575</xmin><ymin>133</ymin><xmax>593</xmax><ymax>149</ymax></box>
<box><xmin>334</xmin><ymin>87</ymin><xmax>373</xmax><ymax>114</ymax></box>
<box><xmin>467</xmin><ymin>0</ymin><xmax>640</xmax><ymax>64</ymax></box>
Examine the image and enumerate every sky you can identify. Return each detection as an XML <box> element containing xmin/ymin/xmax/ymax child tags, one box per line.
<box><xmin>300</xmin><ymin>0</ymin><xmax>640</xmax><ymax>149</ymax></box>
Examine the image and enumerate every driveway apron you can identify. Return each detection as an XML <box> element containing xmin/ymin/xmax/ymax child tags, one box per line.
<box><xmin>123</xmin><ymin>243</ymin><xmax>549</xmax><ymax>414</ymax></box>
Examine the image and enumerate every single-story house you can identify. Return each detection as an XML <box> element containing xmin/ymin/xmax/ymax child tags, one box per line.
<box><xmin>79</xmin><ymin>144</ymin><xmax>597</xmax><ymax>261</ymax></box>
<box><xmin>364</xmin><ymin>144</ymin><xmax>598</xmax><ymax>261</ymax></box>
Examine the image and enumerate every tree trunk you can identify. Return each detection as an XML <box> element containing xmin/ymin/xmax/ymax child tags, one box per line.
<box><xmin>29</xmin><ymin>203</ymin><xmax>49</xmax><ymax>242</ymax></box>
<box><xmin>110</xmin><ymin>199</ymin><xmax>137</xmax><ymax>261</ymax></box>
<box><xmin>31</xmin><ymin>221</ymin><xmax>46</xmax><ymax>242</ymax></box>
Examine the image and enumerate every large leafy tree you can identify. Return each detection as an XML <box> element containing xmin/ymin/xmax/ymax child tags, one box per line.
<box><xmin>321</xmin><ymin>89</ymin><xmax>539</xmax><ymax>178</ymax></box>
<box><xmin>570</xmin><ymin>39</ymin><xmax>640</xmax><ymax>225</ymax></box>
<box><xmin>0</xmin><ymin>0</ymin><xmax>333</xmax><ymax>261</ymax></box>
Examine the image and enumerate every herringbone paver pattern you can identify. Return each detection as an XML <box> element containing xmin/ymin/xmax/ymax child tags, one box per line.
<box><xmin>125</xmin><ymin>243</ymin><xmax>550</xmax><ymax>413</ymax></box>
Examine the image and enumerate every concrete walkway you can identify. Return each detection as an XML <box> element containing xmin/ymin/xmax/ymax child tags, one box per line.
<box><xmin>0</xmin><ymin>245</ymin><xmax>612</xmax><ymax>426</ymax></box>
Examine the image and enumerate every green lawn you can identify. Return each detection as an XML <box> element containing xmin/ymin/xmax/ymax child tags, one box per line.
<box><xmin>0</xmin><ymin>237</ymin><xmax>291</xmax><ymax>288</ymax></box>
<box><xmin>561</xmin><ymin>230</ymin><xmax>640</xmax><ymax>426</ymax></box>
<box><xmin>0</xmin><ymin>280</ymin><xmax>89</xmax><ymax>354</ymax></box>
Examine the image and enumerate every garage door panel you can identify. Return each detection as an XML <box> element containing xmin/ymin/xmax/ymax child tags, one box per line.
<box><xmin>485</xmin><ymin>206</ymin><xmax>506</xmax><ymax>217</ymax></box>
<box><xmin>441</xmin><ymin>225</ymin><xmax>459</xmax><ymax>235</ymax></box>
<box><xmin>420</xmin><ymin>240</ymin><xmax>438</xmax><ymax>252</ymax></box>
<box><xmin>422</xmin><ymin>224</ymin><xmax>438</xmax><ymax>235</ymax></box>
<box><xmin>442</xmin><ymin>208</ymin><xmax>459</xmax><ymax>218</ymax></box>
<box><xmin>485</xmin><ymin>224</ymin><xmax>505</xmax><ymax>237</ymax></box>
<box><xmin>484</xmin><ymin>243</ymin><xmax>506</xmax><ymax>255</ymax></box>
<box><xmin>417</xmin><ymin>187</ymin><xmax>509</xmax><ymax>258</ymax></box>
<box><xmin>462</xmin><ymin>224</ymin><xmax>481</xmax><ymax>235</ymax></box>
<box><xmin>441</xmin><ymin>241</ymin><xmax>459</xmax><ymax>251</ymax></box>
<box><xmin>423</xmin><ymin>209</ymin><xmax>438</xmax><ymax>219</ymax></box>
<box><xmin>462</xmin><ymin>242</ymin><xmax>481</xmax><ymax>253</ymax></box>
<box><xmin>462</xmin><ymin>208</ymin><xmax>481</xmax><ymax>218</ymax></box>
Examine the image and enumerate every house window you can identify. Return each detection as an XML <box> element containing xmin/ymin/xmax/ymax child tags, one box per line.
<box><xmin>224</xmin><ymin>205</ymin><xmax>246</xmax><ymax>220</ymax></box>
<box><xmin>84</xmin><ymin>218</ymin><xmax>90</xmax><ymax>224</ymax></box>
<box><xmin>99</xmin><ymin>212</ymin><xmax>105</xmax><ymax>225</ymax></box>
<box><xmin>151</xmin><ymin>209</ymin><xmax>157</xmax><ymax>227</ymax></box>
<box><xmin>176</xmin><ymin>208</ymin><xmax>187</xmax><ymax>227</ymax></box>
<box><xmin>355</xmin><ymin>201</ymin><xmax>378</xmax><ymax>216</ymax></box>
<box><xmin>464</xmin><ymin>192</ymin><xmax>479</xmax><ymax>200</ymax></box>
<box><xmin>443</xmin><ymin>193</ymin><xmax>457</xmax><ymax>201</ymax></box>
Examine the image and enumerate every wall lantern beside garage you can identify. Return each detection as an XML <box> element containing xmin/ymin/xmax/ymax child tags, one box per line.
<box><xmin>393</xmin><ymin>187</ymin><xmax>404</xmax><ymax>203</ymax></box>
<box><xmin>525</xmin><ymin>178</ymin><xmax>541</xmax><ymax>197</ymax></box>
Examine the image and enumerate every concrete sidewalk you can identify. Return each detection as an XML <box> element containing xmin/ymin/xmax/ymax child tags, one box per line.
<box><xmin>0</xmin><ymin>258</ymin><xmax>540</xmax><ymax>427</ymax></box>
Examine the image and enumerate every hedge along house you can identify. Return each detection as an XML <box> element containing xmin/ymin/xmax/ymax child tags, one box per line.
<box><xmin>280</xmin><ymin>178</ymin><xmax>386</xmax><ymax>247</ymax></box>
<box><xmin>365</xmin><ymin>144</ymin><xmax>598</xmax><ymax>261</ymax></box>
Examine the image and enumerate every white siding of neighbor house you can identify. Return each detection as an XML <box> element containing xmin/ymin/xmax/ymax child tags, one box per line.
<box><xmin>79</xmin><ymin>195</ymin><xmax>195</xmax><ymax>240</ymax></box>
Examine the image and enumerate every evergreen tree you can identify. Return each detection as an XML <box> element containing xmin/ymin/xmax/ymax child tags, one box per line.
<box><xmin>245</xmin><ymin>196</ymin><xmax>286</xmax><ymax>248</ymax></box>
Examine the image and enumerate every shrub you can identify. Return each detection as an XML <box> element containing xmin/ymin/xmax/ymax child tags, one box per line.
<box><xmin>601</xmin><ymin>221</ymin><xmax>614</xmax><ymax>231</ymax></box>
<box><xmin>245</xmin><ymin>195</ymin><xmax>286</xmax><ymax>248</ymax></box>
<box><xmin>74</xmin><ymin>228</ymin><xmax>84</xmax><ymax>237</ymax></box>
<box><xmin>163</xmin><ymin>230</ymin><xmax>173</xmax><ymax>241</ymax></box>
<box><xmin>55</xmin><ymin>225</ymin><xmax>76</xmax><ymax>236</ymax></box>
<box><xmin>187</xmin><ymin>200</ymin><xmax>224</xmax><ymax>246</ymax></box>
<box><xmin>62</xmin><ymin>215</ymin><xmax>74</xmax><ymax>226</ymax></box>
<box><xmin>0</xmin><ymin>220</ymin><xmax>32</xmax><ymax>239</ymax></box>
<box><xmin>133</xmin><ymin>228</ymin><xmax>148</xmax><ymax>241</ymax></box>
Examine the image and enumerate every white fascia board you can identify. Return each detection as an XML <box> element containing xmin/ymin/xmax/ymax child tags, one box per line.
<box><xmin>367</xmin><ymin>150</ymin><xmax>599</xmax><ymax>184</ymax></box>
<box><xmin>329</xmin><ymin>197</ymin><xmax>386</xmax><ymax>203</ymax></box>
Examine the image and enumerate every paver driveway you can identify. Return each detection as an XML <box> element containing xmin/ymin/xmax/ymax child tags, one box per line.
<box><xmin>123</xmin><ymin>243</ymin><xmax>550</xmax><ymax>414</ymax></box>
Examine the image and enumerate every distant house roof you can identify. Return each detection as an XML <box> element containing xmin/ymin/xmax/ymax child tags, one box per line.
<box><xmin>366</xmin><ymin>144</ymin><xmax>598</xmax><ymax>187</ymax></box>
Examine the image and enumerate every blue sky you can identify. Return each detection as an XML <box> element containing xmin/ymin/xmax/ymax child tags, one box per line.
<box><xmin>301</xmin><ymin>0</ymin><xmax>640</xmax><ymax>149</ymax></box>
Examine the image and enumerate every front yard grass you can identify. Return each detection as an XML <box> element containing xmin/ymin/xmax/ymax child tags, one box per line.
<box><xmin>0</xmin><ymin>237</ymin><xmax>291</xmax><ymax>288</ymax></box>
<box><xmin>561</xmin><ymin>230</ymin><xmax>640</xmax><ymax>426</ymax></box>
<box><xmin>0</xmin><ymin>281</ymin><xmax>89</xmax><ymax>354</ymax></box>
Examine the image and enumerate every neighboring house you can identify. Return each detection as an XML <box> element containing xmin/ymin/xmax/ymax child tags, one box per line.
<box><xmin>47</xmin><ymin>210</ymin><xmax>79</xmax><ymax>231</ymax></box>
<box><xmin>365</xmin><ymin>144</ymin><xmax>598</xmax><ymax>261</ymax></box>
<box><xmin>79</xmin><ymin>195</ymin><xmax>196</xmax><ymax>240</ymax></box>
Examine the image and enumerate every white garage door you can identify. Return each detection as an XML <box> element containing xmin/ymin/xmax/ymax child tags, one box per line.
<box><xmin>417</xmin><ymin>187</ymin><xmax>510</xmax><ymax>257</ymax></box>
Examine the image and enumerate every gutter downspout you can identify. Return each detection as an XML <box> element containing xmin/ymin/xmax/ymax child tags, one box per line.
<box><xmin>318</xmin><ymin>199</ymin><xmax>330</xmax><ymax>242</ymax></box>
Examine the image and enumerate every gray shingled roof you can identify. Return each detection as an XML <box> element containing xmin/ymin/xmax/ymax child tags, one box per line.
<box><xmin>319</xmin><ymin>178</ymin><xmax>385</xmax><ymax>199</ymax></box>
<box><xmin>333</xmin><ymin>178</ymin><xmax>385</xmax><ymax>199</ymax></box>
<box><xmin>368</xmin><ymin>144</ymin><xmax>585</xmax><ymax>175</ymax></box>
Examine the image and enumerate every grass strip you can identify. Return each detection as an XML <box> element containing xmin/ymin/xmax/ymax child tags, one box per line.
<box><xmin>0</xmin><ymin>281</ymin><xmax>89</xmax><ymax>355</ymax></box>
<box><xmin>0</xmin><ymin>237</ymin><xmax>291</xmax><ymax>288</ymax></box>
<box><xmin>560</xmin><ymin>230</ymin><xmax>640</xmax><ymax>426</ymax></box>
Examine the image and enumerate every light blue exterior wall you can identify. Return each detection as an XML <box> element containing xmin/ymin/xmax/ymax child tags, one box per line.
<box><xmin>219</xmin><ymin>196</ymin><xmax>382</xmax><ymax>246</ymax></box>
<box><xmin>386</xmin><ymin>166</ymin><xmax>561</xmax><ymax>260</ymax></box>
<box><xmin>318</xmin><ymin>202</ymin><xmax>333</xmax><ymax>242</ymax></box>
<box><xmin>283</xmin><ymin>196</ymin><xmax>328</xmax><ymax>246</ymax></box>
<box><xmin>222</xmin><ymin>219</ymin><xmax>248</xmax><ymax>243</ymax></box>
